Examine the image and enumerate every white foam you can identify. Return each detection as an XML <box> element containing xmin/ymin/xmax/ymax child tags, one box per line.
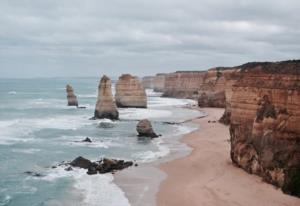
<box><xmin>8</xmin><ymin>91</ymin><xmax>17</xmax><ymax>95</ymax></box>
<box><xmin>59</xmin><ymin>135</ymin><xmax>121</xmax><ymax>149</ymax></box>
<box><xmin>40</xmin><ymin>167</ymin><xmax>130</xmax><ymax>206</ymax></box>
<box><xmin>0</xmin><ymin>195</ymin><xmax>11</xmax><ymax>206</ymax></box>
<box><xmin>133</xmin><ymin>138</ymin><xmax>170</xmax><ymax>163</ymax></box>
<box><xmin>73</xmin><ymin>171</ymin><xmax>130</xmax><ymax>206</ymax></box>
<box><xmin>77</xmin><ymin>94</ymin><xmax>97</xmax><ymax>98</ymax></box>
<box><xmin>120</xmin><ymin>108</ymin><xmax>172</xmax><ymax>120</ymax></box>
<box><xmin>148</xmin><ymin>97</ymin><xmax>196</xmax><ymax>108</ymax></box>
<box><xmin>12</xmin><ymin>148</ymin><xmax>41</xmax><ymax>154</ymax></box>
<box><xmin>0</xmin><ymin>115</ymin><xmax>93</xmax><ymax>145</ymax></box>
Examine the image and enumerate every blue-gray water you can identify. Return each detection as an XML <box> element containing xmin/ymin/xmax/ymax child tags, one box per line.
<box><xmin>0</xmin><ymin>77</ymin><xmax>201</xmax><ymax>206</ymax></box>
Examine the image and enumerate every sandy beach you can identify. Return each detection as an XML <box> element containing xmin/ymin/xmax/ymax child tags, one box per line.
<box><xmin>157</xmin><ymin>108</ymin><xmax>300</xmax><ymax>206</ymax></box>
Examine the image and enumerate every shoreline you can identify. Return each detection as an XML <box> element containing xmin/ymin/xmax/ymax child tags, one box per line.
<box><xmin>157</xmin><ymin>108</ymin><xmax>300</xmax><ymax>206</ymax></box>
<box><xmin>114</xmin><ymin>105</ymin><xmax>203</xmax><ymax>206</ymax></box>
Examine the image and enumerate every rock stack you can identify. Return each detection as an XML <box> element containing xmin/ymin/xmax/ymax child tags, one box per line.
<box><xmin>94</xmin><ymin>75</ymin><xmax>119</xmax><ymax>120</ymax></box>
<box><xmin>66</xmin><ymin>84</ymin><xmax>78</xmax><ymax>107</ymax></box>
<box><xmin>136</xmin><ymin>119</ymin><xmax>159</xmax><ymax>138</ymax></box>
<box><xmin>115</xmin><ymin>74</ymin><xmax>147</xmax><ymax>108</ymax></box>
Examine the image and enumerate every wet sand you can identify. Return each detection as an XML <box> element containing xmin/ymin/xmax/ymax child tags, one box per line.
<box><xmin>157</xmin><ymin>108</ymin><xmax>300</xmax><ymax>206</ymax></box>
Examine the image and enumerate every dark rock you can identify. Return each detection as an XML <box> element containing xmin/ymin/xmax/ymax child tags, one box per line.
<box><xmin>82</xmin><ymin>137</ymin><xmax>92</xmax><ymax>143</ymax></box>
<box><xmin>136</xmin><ymin>119</ymin><xmax>159</xmax><ymax>138</ymax></box>
<box><xmin>65</xmin><ymin>166</ymin><xmax>73</xmax><ymax>171</ymax></box>
<box><xmin>24</xmin><ymin>171</ymin><xmax>44</xmax><ymax>177</ymax></box>
<box><xmin>70</xmin><ymin>156</ymin><xmax>92</xmax><ymax>169</ymax></box>
<box><xmin>87</xmin><ymin>166</ymin><xmax>97</xmax><ymax>175</ymax></box>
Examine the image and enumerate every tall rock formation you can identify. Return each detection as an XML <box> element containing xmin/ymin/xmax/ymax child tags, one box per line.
<box><xmin>229</xmin><ymin>60</ymin><xmax>300</xmax><ymax>197</ymax></box>
<box><xmin>94</xmin><ymin>75</ymin><xmax>119</xmax><ymax>120</ymax></box>
<box><xmin>115</xmin><ymin>74</ymin><xmax>147</xmax><ymax>108</ymax></box>
<box><xmin>66</xmin><ymin>84</ymin><xmax>78</xmax><ymax>107</ymax></box>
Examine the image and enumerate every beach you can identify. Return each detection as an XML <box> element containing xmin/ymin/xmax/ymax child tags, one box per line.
<box><xmin>157</xmin><ymin>107</ymin><xmax>300</xmax><ymax>206</ymax></box>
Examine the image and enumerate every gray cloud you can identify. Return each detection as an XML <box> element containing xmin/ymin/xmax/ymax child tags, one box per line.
<box><xmin>0</xmin><ymin>0</ymin><xmax>299</xmax><ymax>78</ymax></box>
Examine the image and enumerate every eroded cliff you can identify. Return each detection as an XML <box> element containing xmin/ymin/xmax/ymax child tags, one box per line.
<box><xmin>229</xmin><ymin>60</ymin><xmax>300</xmax><ymax>196</ymax></box>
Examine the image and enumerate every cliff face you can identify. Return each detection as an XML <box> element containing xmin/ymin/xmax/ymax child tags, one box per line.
<box><xmin>115</xmin><ymin>74</ymin><xmax>147</xmax><ymax>108</ymax></box>
<box><xmin>229</xmin><ymin>61</ymin><xmax>300</xmax><ymax>196</ymax></box>
<box><xmin>94</xmin><ymin>75</ymin><xmax>119</xmax><ymax>120</ymax></box>
<box><xmin>66</xmin><ymin>84</ymin><xmax>78</xmax><ymax>107</ymax></box>
<box><xmin>163</xmin><ymin>71</ymin><xmax>206</xmax><ymax>98</ymax></box>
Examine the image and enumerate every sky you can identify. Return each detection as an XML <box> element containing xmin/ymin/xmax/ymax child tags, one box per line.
<box><xmin>0</xmin><ymin>0</ymin><xmax>299</xmax><ymax>78</ymax></box>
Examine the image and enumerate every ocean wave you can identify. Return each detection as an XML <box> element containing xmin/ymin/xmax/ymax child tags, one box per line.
<box><xmin>12</xmin><ymin>148</ymin><xmax>41</xmax><ymax>154</ymax></box>
<box><xmin>0</xmin><ymin>194</ymin><xmax>11</xmax><ymax>206</ymax></box>
<box><xmin>39</xmin><ymin>166</ymin><xmax>130</xmax><ymax>206</ymax></box>
<box><xmin>0</xmin><ymin>115</ymin><xmax>93</xmax><ymax>145</ymax></box>
<box><xmin>8</xmin><ymin>91</ymin><xmax>17</xmax><ymax>95</ymax></box>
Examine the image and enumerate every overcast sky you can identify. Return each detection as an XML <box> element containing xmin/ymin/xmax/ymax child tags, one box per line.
<box><xmin>0</xmin><ymin>0</ymin><xmax>299</xmax><ymax>78</ymax></box>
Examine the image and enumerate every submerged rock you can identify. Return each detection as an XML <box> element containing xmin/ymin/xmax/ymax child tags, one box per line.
<box><xmin>115</xmin><ymin>74</ymin><xmax>147</xmax><ymax>108</ymax></box>
<box><xmin>136</xmin><ymin>119</ymin><xmax>159</xmax><ymax>138</ymax></box>
<box><xmin>66</xmin><ymin>84</ymin><xmax>78</xmax><ymax>107</ymax></box>
<box><xmin>94</xmin><ymin>75</ymin><xmax>119</xmax><ymax>120</ymax></box>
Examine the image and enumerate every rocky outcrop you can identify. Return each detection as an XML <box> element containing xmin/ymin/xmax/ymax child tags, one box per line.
<box><xmin>136</xmin><ymin>119</ymin><xmax>159</xmax><ymax>138</ymax></box>
<box><xmin>69</xmin><ymin>156</ymin><xmax>133</xmax><ymax>175</ymax></box>
<box><xmin>94</xmin><ymin>75</ymin><xmax>119</xmax><ymax>120</ymax></box>
<box><xmin>198</xmin><ymin>91</ymin><xmax>226</xmax><ymax>108</ymax></box>
<box><xmin>115</xmin><ymin>74</ymin><xmax>147</xmax><ymax>108</ymax></box>
<box><xmin>229</xmin><ymin>60</ymin><xmax>300</xmax><ymax>197</ymax></box>
<box><xmin>66</xmin><ymin>84</ymin><xmax>78</xmax><ymax>106</ymax></box>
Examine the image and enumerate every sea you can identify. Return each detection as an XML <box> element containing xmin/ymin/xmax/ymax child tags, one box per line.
<box><xmin>0</xmin><ymin>77</ymin><xmax>202</xmax><ymax>206</ymax></box>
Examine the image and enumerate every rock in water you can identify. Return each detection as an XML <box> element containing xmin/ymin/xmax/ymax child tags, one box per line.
<box><xmin>136</xmin><ymin>119</ymin><xmax>159</xmax><ymax>138</ymax></box>
<box><xmin>66</xmin><ymin>84</ymin><xmax>78</xmax><ymax>106</ymax></box>
<box><xmin>94</xmin><ymin>75</ymin><xmax>119</xmax><ymax>120</ymax></box>
<box><xmin>115</xmin><ymin>74</ymin><xmax>147</xmax><ymax>108</ymax></box>
<box><xmin>70</xmin><ymin>156</ymin><xmax>92</xmax><ymax>169</ymax></box>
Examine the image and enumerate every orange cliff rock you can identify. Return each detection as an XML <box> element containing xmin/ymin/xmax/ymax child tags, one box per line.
<box><xmin>115</xmin><ymin>74</ymin><xmax>147</xmax><ymax>108</ymax></box>
<box><xmin>66</xmin><ymin>84</ymin><xmax>78</xmax><ymax>107</ymax></box>
<box><xmin>229</xmin><ymin>60</ymin><xmax>300</xmax><ymax>197</ymax></box>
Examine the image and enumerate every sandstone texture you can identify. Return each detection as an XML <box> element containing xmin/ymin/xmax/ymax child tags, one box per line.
<box><xmin>115</xmin><ymin>74</ymin><xmax>147</xmax><ymax>108</ymax></box>
<box><xmin>94</xmin><ymin>75</ymin><xmax>119</xmax><ymax>120</ymax></box>
<box><xmin>66</xmin><ymin>84</ymin><xmax>78</xmax><ymax>106</ymax></box>
<box><xmin>136</xmin><ymin>119</ymin><xmax>159</xmax><ymax>138</ymax></box>
<box><xmin>229</xmin><ymin>60</ymin><xmax>300</xmax><ymax>197</ymax></box>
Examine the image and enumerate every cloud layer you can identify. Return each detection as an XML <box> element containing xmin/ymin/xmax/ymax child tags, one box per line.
<box><xmin>0</xmin><ymin>0</ymin><xmax>299</xmax><ymax>77</ymax></box>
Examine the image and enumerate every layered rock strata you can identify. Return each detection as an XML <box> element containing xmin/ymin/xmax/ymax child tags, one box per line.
<box><xmin>94</xmin><ymin>75</ymin><xmax>119</xmax><ymax>120</ymax></box>
<box><xmin>66</xmin><ymin>84</ymin><xmax>78</xmax><ymax>106</ymax></box>
<box><xmin>115</xmin><ymin>74</ymin><xmax>147</xmax><ymax>108</ymax></box>
<box><xmin>153</xmin><ymin>73</ymin><xmax>166</xmax><ymax>92</ymax></box>
<box><xmin>229</xmin><ymin>60</ymin><xmax>300</xmax><ymax>197</ymax></box>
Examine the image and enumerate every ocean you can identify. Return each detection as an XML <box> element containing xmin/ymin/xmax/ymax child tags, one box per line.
<box><xmin>0</xmin><ymin>77</ymin><xmax>202</xmax><ymax>206</ymax></box>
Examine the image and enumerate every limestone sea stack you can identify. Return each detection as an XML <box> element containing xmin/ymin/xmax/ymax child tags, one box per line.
<box><xmin>94</xmin><ymin>75</ymin><xmax>119</xmax><ymax>120</ymax></box>
<box><xmin>66</xmin><ymin>84</ymin><xmax>78</xmax><ymax>106</ymax></box>
<box><xmin>229</xmin><ymin>60</ymin><xmax>300</xmax><ymax>197</ymax></box>
<box><xmin>136</xmin><ymin>119</ymin><xmax>159</xmax><ymax>138</ymax></box>
<box><xmin>115</xmin><ymin>74</ymin><xmax>147</xmax><ymax>108</ymax></box>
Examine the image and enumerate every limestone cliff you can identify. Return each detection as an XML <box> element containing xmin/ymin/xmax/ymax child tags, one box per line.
<box><xmin>66</xmin><ymin>84</ymin><xmax>78</xmax><ymax>107</ymax></box>
<box><xmin>115</xmin><ymin>74</ymin><xmax>147</xmax><ymax>108</ymax></box>
<box><xmin>163</xmin><ymin>71</ymin><xmax>206</xmax><ymax>98</ymax></box>
<box><xmin>229</xmin><ymin>60</ymin><xmax>300</xmax><ymax>197</ymax></box>
<box><xmin>94</xmin><ymin>75</ymin><xmax>119</xmax><ymax>120</ymax></box>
